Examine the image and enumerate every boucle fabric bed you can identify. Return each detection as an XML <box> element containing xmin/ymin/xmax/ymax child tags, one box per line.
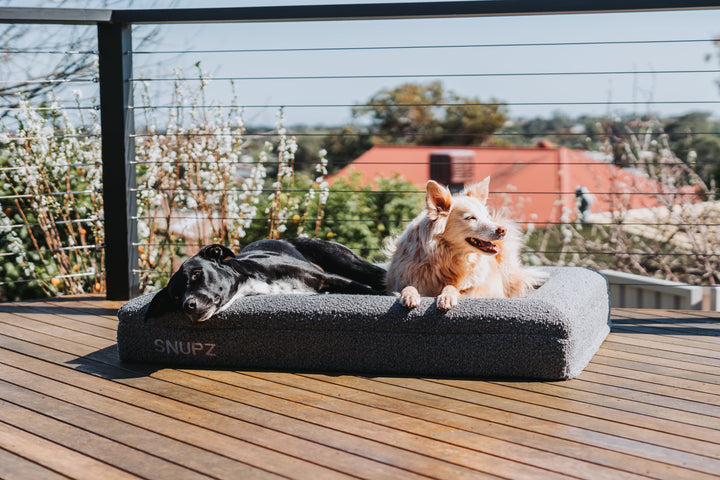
<box><xmin>117</xmin><ymin>266</ymin><xmax>610</xmax><ymax>380</ymax></box>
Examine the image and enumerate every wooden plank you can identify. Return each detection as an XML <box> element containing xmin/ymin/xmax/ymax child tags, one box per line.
<box><xmin>490</xmin><ymin>379</ymin><xmax>720</xmax><ymax>438</ymax></box>
<box><xmin>585</xmin><ymin>358</ymin><xmax>720</xmax><ymax>399</ymax></box>
<box><xmin>0</xmin><ymin>303</ymin><xmax>118</xmax><ymax>338</ymax></box>
<box><xmin>0</xmin><ymin>447</ymin><xmax>70</xmax><ymax>480</ymax></box>
<box><xmin>0</xmin><ymin>374</ymin><xmax>310</xmax><ymax>480</ymax></box>
<box><xmin>0</xmin><ymin>311</ymin><xmax>112</xmax><ymax>350</ymax></box>
<box><xmin>245</xmin><ymin>371</ymin><xmax>661</xmax><ymax>480</ymax></box>
<box><xmin>0</xmin><ymin>336</ymin><xmax>481</xmax><ymax>479</ymax></box>
<box><xmin>0</xmin><ymin>420</ymin><xmax>141</xmax><ymax>480</ymax></box>
<box><xmin>189</xmin><ymin>369</ymin><xmax>602</xmax><ymax>480</ymax></box>
<box><xmin>617</xmin><ymin>308</ymin><xmax>720</xmax><ymax>320</ymax></box>
<box><xmin>24</xmin><ymin>298</ymin><xmax>121</xmax><ymax>327</ymax></box>
<box><xmin>602</xmin><ymin>340</ymin><xmax>720</xmax><ymax>369</ymax></box>
<box><xmin>145</xmin><ymin>369</ymin><xmax>508</xmax><ymax>479</ymax></box>
<box><xmin>591</xmin><ymin>354</ymin><xmax>720</xmax><ymax>393</ymax></box>
<box><xmin>0</xmin><ymin>396</ymin><xmax>218</xmax><ymax>480</ymax></box>
<box><xmin>614</xmin><ymin>312</ymin><xmax>720</xmax><ymax>328</ymax></box>
<box><xmin>3</xmin><ymin>301</ymin><xmax>720</xmax><ymax>480</ymax></box>
<box><xmin>0</xmin><ymin>346</ymin><xmax>431</xmax><ymax>480</ymax></box>
<box><xmin>565</xmin><ymin>372</ymin><xmax>720</xmax><ymax>418</ymax></box>
<box><xmin>611</xmin><ymin>321</ymin><xmax>720</xmax><ymax>342</ymax></box>
<box><xmin>1</xmin><ymin>357</ymin><xmax>306</xmax><ymax>480</ymax></box>
<box><xmin>382</xmin><ymin>377</ymin><xmax>720</xmax><ymax>478</ymax></box>
<box><xmin>603</xmin><ymin>334</ymin><xmax>720</xmax><ymax>363</ymax></box>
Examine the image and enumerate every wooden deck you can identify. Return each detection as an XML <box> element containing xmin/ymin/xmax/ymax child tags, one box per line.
<box><xmin>1</xmin><ymin>297</ymin><xmax>719</xmax><ymax>479</ymax></box>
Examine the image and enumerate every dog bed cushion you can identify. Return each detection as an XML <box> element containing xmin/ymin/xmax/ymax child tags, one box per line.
<box><xmin>117</xmin><ymin>266</ymin><xmax>610</xmax><ymax>380</ymax></box>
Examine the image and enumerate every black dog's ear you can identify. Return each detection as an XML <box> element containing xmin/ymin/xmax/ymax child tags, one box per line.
<box><xmin>198</xmin><ymin>244</ymin><xmax>235</xmax><ymax>262</ymax></box>
<box><xmin>145</xmin><ymin>287</ymin><xmax>175</xmax><ymax>322</ymax></box>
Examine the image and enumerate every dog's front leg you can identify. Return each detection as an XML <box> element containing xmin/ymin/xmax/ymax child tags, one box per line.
<box><xmin>400</xmin><ymin>286</ymin><xmax>422</xmax><ymax>308</ymax></box>
<box><xmin>437</xmin><ymin>285</ymin><xmax>460</xmax><ymax>311</ymax></box>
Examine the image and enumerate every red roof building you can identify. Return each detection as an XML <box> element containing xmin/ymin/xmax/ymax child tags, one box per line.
<box><xmin>329</xmin><ymin>144</ymin><xmax>667</xmax><ymax>225</ymax></box>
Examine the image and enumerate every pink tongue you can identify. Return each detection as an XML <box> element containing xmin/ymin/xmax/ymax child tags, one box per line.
<box><xmin>482</xmin><ymin>243</ymin><xmax>499</xmax><ymax>254</ymax></box>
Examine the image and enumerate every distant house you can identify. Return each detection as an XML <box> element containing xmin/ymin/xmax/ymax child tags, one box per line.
<box><xmin>329</xmin><ymin>144</ymin><xmax>669</xmax><ymax>225</ymax></box>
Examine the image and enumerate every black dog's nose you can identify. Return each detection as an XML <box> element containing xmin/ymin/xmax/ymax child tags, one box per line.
<box><xmin>183</xmin><ymin>298</ymin><xmax>197</xmax><ymax>313</ymax></box>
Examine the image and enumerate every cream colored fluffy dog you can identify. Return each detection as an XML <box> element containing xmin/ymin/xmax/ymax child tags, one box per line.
<box><xmin>385</xmin><ymin>178</ymin><xmax>547</xmax><ymax>310</ymax></box>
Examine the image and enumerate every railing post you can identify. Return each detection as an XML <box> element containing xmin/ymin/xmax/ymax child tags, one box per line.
<box><xmin>97</xmin><ymin>21</ymin><xmax>139</xmax><ymax>300</ymax></box>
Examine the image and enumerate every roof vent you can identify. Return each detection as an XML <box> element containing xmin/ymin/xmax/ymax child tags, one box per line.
<box><xmin>429</xmin><ymin>150</ymin><xmax>474</xmax><ymax>192</ymax></box>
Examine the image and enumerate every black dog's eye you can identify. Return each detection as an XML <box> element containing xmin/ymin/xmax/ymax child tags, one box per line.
<box><xmin>190</xmin><ymin>270</ymin><xmax>202</xmax><ymax>281</ymax></box>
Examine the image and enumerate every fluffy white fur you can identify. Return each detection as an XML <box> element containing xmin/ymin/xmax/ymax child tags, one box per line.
<box><xmin>385</xmin><ymin>177</ymin><xmax>547</xmax><ymax>310</ymax></box>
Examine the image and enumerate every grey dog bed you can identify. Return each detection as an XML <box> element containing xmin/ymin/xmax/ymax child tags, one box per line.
<box><xmin>117</xmin><ymin>267</ymin><xmax>610</xmax><ymax>380</ymax></box>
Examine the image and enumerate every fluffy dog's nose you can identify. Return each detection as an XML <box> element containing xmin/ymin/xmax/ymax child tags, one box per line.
<box><xmin>496</xmin><ymin>226</ymin><xmax>507</xmax><ymax>237</ymax></box>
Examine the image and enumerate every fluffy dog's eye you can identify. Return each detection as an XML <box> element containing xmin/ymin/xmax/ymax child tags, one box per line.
<box><xmin>465</xmin><ymin>215</ymin><xmax>477</xmax><ymax>221</ymax></box>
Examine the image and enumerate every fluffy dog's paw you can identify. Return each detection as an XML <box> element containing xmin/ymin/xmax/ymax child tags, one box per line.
<box><xmin>436</xmin><ymin>286</ymin><xmax>460</xmax><ymax>311</ymax></box>
<box><xmin>400</xmin><ymin>286</ymin><xmax>421</xmax><ymax>308</ymax></box>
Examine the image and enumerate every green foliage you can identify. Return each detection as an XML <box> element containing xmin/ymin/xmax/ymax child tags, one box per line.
<box><xmin>317</xmin><ymin>173</ymin><xmax>423</xmax><ymax>262</ymax></box>
<box><xmin>352</xmin><ymin>81</ymin><xmax>507</xmax><ymax>146</ymax></box>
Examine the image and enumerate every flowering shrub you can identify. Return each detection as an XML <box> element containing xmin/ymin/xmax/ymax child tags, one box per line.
<box><xmin>133</xmin><ymin>69</ymin><xmax>336</xmax><ymax>292</ymax></box>
<box><xmin>0</xmin><ymin>92</ymin><xmax>104</xmax><ymax>300</ymax></box>
<box><xmin>0</xmin><ymin>64</ymin><xmax>424</xmax><ymax>300</ymax></box>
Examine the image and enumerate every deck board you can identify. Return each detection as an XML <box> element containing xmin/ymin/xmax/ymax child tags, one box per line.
<box><xmin>1</xmin><ymin>296</ymin><xmax>719</xmax><ymax>479</ymax></box>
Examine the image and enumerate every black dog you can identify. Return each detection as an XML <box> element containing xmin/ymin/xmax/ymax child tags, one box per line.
<box><xmin>145</xmin><ymin>237</ymin><xmax>386</xmax><ymax>323</ymax></box>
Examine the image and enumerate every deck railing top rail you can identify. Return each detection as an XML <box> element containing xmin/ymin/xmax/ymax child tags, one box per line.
<box><xmin>3</xmin><ymin>0</ymin><xmax>720</xmax><ymax>26</ymax></box>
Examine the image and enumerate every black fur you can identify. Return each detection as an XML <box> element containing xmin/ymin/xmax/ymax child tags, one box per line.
<box><xmin>145</xmin><ymin>238</ymin><xmax>386</xmax><ymax>323</ymax></box>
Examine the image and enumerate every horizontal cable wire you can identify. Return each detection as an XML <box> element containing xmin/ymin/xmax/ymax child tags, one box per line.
<box><xmin>0</xmin><ymin>217</ymin><xmax>102</xmax><ymax>231</ymax></box>
<box><xmin>0</xmin><ymin>189</ymin><xmax>99</xmax><ymax>201</ymax></box>
<box><xmin>131</xmin><ymin>187</ymin><xmax>703</xmax><ymax>196</ymax></box>
<box><xmin>0</xmin><ymin>162</ymin><xmax>100</xmax><ymax>172</ymax></box>
<box><xmin>130</xmin><ymin>68</ymin><xmax>720</xmax><ymax>83</ymax></box>
<box><xmin>0</xmin><ymin>105</ymin><xmax>100</xmax><ymax>112</ymax></box>
<box><xmin>1</xmin><ymin>49</ymin><xmax>97</xmax><ymax>55</ymax></box>
<box><xmin>131</xmin><ymin>38</ymin><xmax>716</xmax><ymax>55</ymax></box>
<box><xmin>0</xmin><ymin>270</ymin><xmax>103</xmax><ymax>287</ymax></box>
<box><xmin>130</xmin><ymin>241</ymin><xmax>719</xmax><ymax>259</ymax></box>
<box><xmin>129</xmin><ymin>99</ymin><xmax>720</xmax><ymax>110</ymax></box>
<box><xmin>0</xmin><ymin>243</ymin><xmax>104</xmax><ymax>258</ymax></box>
<box><xmin>131</xmin><ymin>215</ymin><xmax>720</xmax><ymax>227</ymax></box>
<box><xmin>0</xmin><ymin>77</ymin><xmax>97</xmax><ymax>84</ymax></box>
<box><xmin>130</xmin><ymin>159</ymin><xmax>699</xmax><ymax>167</ymax></box>
<box><xmin>128</xmin><ymin>130</ymin><xmax>720</xmax><ymax>138</ymax></box>
<box><xmin>1</xmin><ymin>134</ymin><xmax>101</xmax><ymax>141</ymax></box>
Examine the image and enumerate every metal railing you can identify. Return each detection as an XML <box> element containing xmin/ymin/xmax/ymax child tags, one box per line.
<box><xmin>2</xmin><ymin>1</ymin><xmax>720</xmax><ymax>301</ymax></box>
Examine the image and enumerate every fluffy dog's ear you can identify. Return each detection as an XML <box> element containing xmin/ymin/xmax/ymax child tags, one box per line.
<box><xmin>463</xmin><ymin>176</ymin><xmax>490</xmax><ymax>204</ymax></box>
<box><xmin>425</xmin><ymin>180</ymin><xmax>452</xmax><ymax>220</ymax></box>
<box><xmin>198</xmin><ymin>244</ymin><xmax>235</xmax><ymax>262</ymax></box>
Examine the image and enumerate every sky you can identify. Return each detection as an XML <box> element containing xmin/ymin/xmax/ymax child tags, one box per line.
<box><xmin>4</xmin><ymin>1</ymin><xmax>720</xmax><ymax>127</ymax></box>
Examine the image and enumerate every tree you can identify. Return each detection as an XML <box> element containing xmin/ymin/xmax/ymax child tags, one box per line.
<box><xmin>352</xmin><ymin>81</ymin><xmax>507</xmax><ymax>146</ymax></box>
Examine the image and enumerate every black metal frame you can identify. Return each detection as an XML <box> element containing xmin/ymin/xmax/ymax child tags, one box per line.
<box><xmin>2</xmin><ymin>1</ymin><xmax>720</xmax><ymax>299</ymax></box>
<box><xmin>98</xmin><ymin>23</ymin><xmax>138</xmax><ymax>300</ymax></box>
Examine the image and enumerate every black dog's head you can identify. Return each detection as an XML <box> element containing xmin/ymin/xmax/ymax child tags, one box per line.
<box><xmin>146</xmin><ymin>244</ymin><xmax>238</xmax><ymax>323</ymax></box>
